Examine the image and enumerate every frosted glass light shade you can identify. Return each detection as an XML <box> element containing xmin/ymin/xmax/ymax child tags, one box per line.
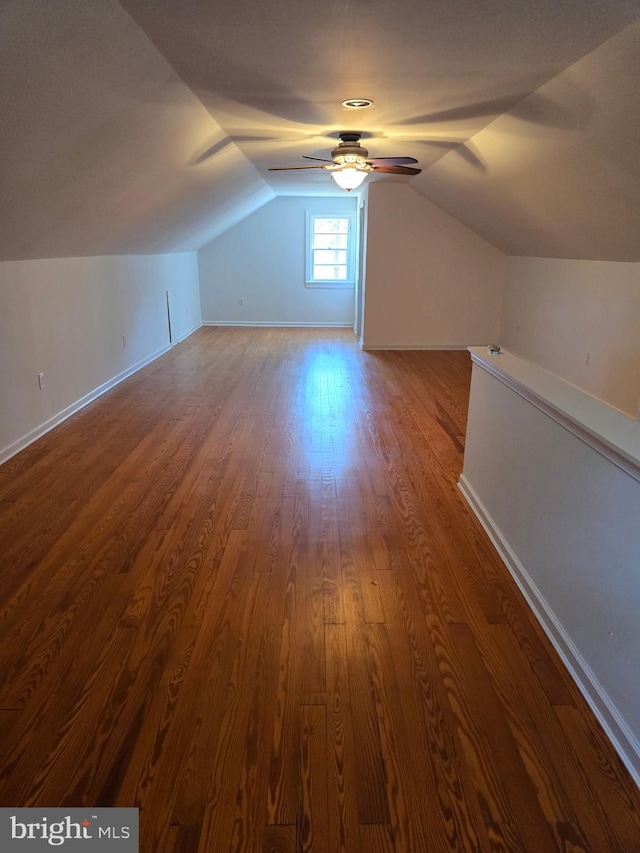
<box><xmin>331</xmin><ymin>167</ymin><xmax>368</xmax><ymax>191</ymax></box>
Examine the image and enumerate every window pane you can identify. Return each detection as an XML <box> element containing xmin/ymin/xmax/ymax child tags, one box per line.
<box><xmin>313</xmin><ymin>249</ymin><xmax>346</xmax><ymax>265</ymax></box>
<box><xmin>314</xmin><ymin>218</ymin><xmax>348</xmax><ymax>234</ymax></box>
<box><xmin>306</xmin><ymin>212</ymin><xmax>354</xmax><ymax>287</ymax></box>
<box><xmin>312</xmin><ymin>233</ymin><xmax>348</xmax><ymax>249</ymax></box>
<box><xmin>314</xmin><ymin>265</ymin><xmax>347</xmax><ymax>280</ymax></box>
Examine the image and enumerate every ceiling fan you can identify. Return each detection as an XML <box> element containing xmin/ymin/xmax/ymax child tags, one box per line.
<box><xmin>268</xmin><ymin>132</ymin><xmax>421</xmax><ymax>191</ymax></box>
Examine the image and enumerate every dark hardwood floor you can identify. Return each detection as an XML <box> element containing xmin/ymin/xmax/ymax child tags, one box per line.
<box><xmin>1</xmin><ymin>327</ymin><xmax>639</xmax><ymax>852</ymax></box>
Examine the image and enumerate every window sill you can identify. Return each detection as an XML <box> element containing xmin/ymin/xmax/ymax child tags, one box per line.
<box><xmin>305</xmin><ymin>281</ymin><xmax>355</xmax><ymax>289</ymax></box>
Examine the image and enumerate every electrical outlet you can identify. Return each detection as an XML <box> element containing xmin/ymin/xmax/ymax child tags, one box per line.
<box><xmin>238</xmin><ymin>297</ymin><xmax>245</xmax><ymax>305</ymax></box>
<box><xmin>586</xmin><ymin>351</ymin><xmax>591</xmax><ymax>365</ymax></box>
<box><xmin>123</xmin><ymin>335</ymin><xmax>127</xmax><ymax>347</ymax></box>
<box><xmin>38</xmin><ymin>372</ymin><xmax>45</xmax><ymax>389</ymax></box>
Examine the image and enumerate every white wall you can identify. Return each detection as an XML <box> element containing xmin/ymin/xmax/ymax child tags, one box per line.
<box><xmin>0</xmin><ymin>253</ymin><xmax>201</xmax><ymax>462</ymax></box>
<box><xmin>460</xmin><ymin>350</ymin><xmax>640</xmax><ymax>784</ymax></box>
<box><xmin>501</xmin><ymin>257</ymin><xmax>640</xmax><ymax>417</ymax></box>
<box><xmin>362</xmin><ymin>183</ymin><xmax>505</xmax><ymax>349</ymax></box>
<box><xmin>198</xmin><ymin>196</ymin><xmax>357</xmax><ymax>326</ymax></box>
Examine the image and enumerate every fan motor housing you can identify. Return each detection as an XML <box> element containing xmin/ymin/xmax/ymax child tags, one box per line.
<box><xmin>332</xmin><ymin>133</ymin><xmax>369</xmax><ymax>167</ymax></box>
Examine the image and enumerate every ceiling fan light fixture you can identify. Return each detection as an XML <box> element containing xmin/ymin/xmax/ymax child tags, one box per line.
<box><xmin>331</xmin><ymin>166</ymin><xmax>368</xmax><ymax>191</ymax></box>
<box><xmin>268</xmin><ymin>131</ymin><xmax>420</xmax><ymax>186</ymax></box>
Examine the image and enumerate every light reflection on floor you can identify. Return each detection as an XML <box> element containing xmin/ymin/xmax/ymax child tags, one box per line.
<box><xmin>298</xmin><ymin>344</ymin><xmax>359</xmax><ymax>479</ymax></box>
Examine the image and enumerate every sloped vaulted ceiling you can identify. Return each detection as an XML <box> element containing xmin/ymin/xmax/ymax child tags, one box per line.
<box><xmin>1</xmin><ymin>0</ymin><xmax>639</xmax><ymax>261</ymax></box>
<box><xmin>0</xmin><ymin>0</ymin><xmax>274</xmax><ymax>261</ymax></box>
<box><xmin>419</xmin><ymin>21</ymin><xmax>640</xmax><ymax>260</ymax></box>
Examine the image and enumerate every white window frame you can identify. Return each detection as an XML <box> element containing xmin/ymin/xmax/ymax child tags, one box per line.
<box><xmin>305</xmin><ymin>211</ymin><xmax>356</xmax><ymax>288</ymax></box>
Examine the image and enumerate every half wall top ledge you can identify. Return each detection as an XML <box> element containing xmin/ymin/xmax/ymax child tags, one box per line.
<box><xmin>467</xmin><ymin>347</ymin><xmax>640</xmax><ymax>477</ymax></box>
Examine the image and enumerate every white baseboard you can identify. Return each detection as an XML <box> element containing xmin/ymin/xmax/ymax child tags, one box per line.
<box><xmin>361</xmin><ymin>343</ymin><xmax>469</xmax><ymax>351</ymax></box>
<box><xmin>0</xmin><ymin>344</ymin><xmax>171</xmax><ymax>465</ymax></box>
<box><xmin>201</xmin><ymin>321</ymin><xmax>354</xmax><ymax>328</ymax></box>
<box><xmin>458</xmin><ymin>473</ymin><xmax>640</xmax><ymax>788</ymax></box>
<box><xmin>175</xmin><ymin>320</ymin><xmax>203</xmax><ymax>343</ymax></box>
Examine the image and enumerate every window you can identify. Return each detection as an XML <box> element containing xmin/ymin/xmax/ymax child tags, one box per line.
<box><xmin>306</xmin><ymin>212</ymin><xmax>356</xmax><ymax>287</ymax></box>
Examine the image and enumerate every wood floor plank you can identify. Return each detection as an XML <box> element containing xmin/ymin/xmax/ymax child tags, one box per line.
<box><xmin>297</xmin><ymin>705</ymin><xmax>328</xmax><ymax>853</ymax></box>
<box><xmin>472</xmin><ymin>544</ymin><xmax>578</xmax><ymax>707</ymax></box>
<box><xmin>171</xmin><ymin>549</ymin><xmax>258</xmax><ymax>827</ymax></box>
<box><xmin>359</xmin><ymin>823</ymin><xmax>395</xmax><ymax>853</ymax></box>
<box><xmin>297</xmin><ymin>488</ymin><xmax>326</xmax><ymax>705</ymax></box>
<box><xmin>447</xmin><ymin>623</ymin><xmax>559</xmax><ymax>852</ymax></box>
<box><xmin>321</xmin><ymin>500</ymin><xmax>345</xmax><ymax>625</ymax></box>
<box><xmin>0</xmin><ymin>710</ymin><xmax>22</xmax><ymax>740</ymax></box>
<box><xmin>0</xmin><ymin>415</ymin><xmax>202</xmax><ymax>642</ymax></box>
<box><xmin>365</xmin><ymin>621</ymin><xmax>449</xmax><ymax>852</ymax></box>
<box><xmin>369</xmin><ymin>397</ymin><xmax>506</xmax><ymax>630</ymax></box>
<box><xmin>344</xmin><ymin>621</ymin><xmax>390</xmax><ymax>826</ymax></box>
<box><xmin>117</xmin><ymin>528</ymin><xmax>249</xmax><ymax>847</ymax></box>
<box><xmin>265</xmin><ymin>496</ymin><xmax>300</xmax><ymax>628</ymax></box>
<box><xmin>247</xmin><ymin>474</ymin><xmax>280</xmax><ymax>574</ymax></box>
<box><xmin>0</xmin><ymin>561</ymin><xmax>133</xmax><ymax>709</ymax></box>
<box><xmin>486</xmin><ymin>623</ymin><xmax>620</xmax><ymax>852</ymax></box>
<box><xmin>377</xmin><ymin>570</ymin><xmax>491</xmax><ymax>852</ymax></box>
<box><xmin>336</xmin><ymin>489</ymin><xmax>367</xmax><ymax>626</ymax></box>
<box><xmin>0</xmin><ymin>574</ymin><xmax>136</xmax><ymax>806</ymax></box>
<box><xmin>263</xmin><ymin>824</ymin><xmax>295</xmax><ymax>852</ymax></box>
<box><xmin>195</xmin><ymin>573</ymin><xmax>269</xmax><ymax>852</ymax></box>
<box><xmin>554</xmin><ymin>703</ymin><xmax>640</xmax><ymax>852</ymax></box>
<box><xmin>362</xmin><ymin>409</ymin><xmax>468</xmax><ymax>626</ymax></box>
<box><xmin>325</xmin><ymin>624</ymin><xmax>363</xmax><ymax>853</ymax></box>
<box><xmin>1</xmin><ymin>328</ymin><xmax>639</xmax><ymax>851</ymax></box>
<box><xmin>230</xmin><ymin>624</ymin><xmax>282</xmax><ymax>853</ymax></box>
<box><xmin>412</xmin><ymin>585</ymin><xmax>524</xmax><ymax>851</ymax></box>
<box><xmin>267</xmin><ymin>497</ymin><xmax>305</xmax><ymax>825</ymax></box>
<box><xmin>165</xmin><ymin>823</ymin><xmax>202</xmax><ymax>852</ymax></box>
<box><xmin>365</xmin><ymin>494</ymin><xmax>406</xmax><ymax>575</ymax></box>
<box><xmin>0</xmin><ymin>495</ymin><xmax>79</xmax><ymax>569</ymax></box>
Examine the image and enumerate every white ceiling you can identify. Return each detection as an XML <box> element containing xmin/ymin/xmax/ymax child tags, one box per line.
<box><xmin>1</xmin><ymin>0</ymin><xmax>639</xmax><ymax>261</ymax></box>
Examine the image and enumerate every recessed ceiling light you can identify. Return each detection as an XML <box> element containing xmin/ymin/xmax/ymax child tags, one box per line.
<box><xmin>341</xmin><ymin>98</ymin><xmax>374</xmax><ymax>109</ymax></box>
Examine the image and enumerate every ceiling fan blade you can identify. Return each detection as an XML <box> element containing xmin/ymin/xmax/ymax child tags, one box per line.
<box><xmin>371</xmin><ymin>164</ymin><xmax>422</xmax><ymax>175</ymax></box>
<box><xmin>366</xmin><ymin>156</ymin><xmax>418</xmax><ymax>166</ymax></box>
<box><xmin>268</xmin><ymin>165</ymin><xmax>326</xmax><ymax>171</ymax></box>
<box><xmin>303</xmin><ymin>155</ymin><xmax>334</xmax><ymax>163</ymax></box>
